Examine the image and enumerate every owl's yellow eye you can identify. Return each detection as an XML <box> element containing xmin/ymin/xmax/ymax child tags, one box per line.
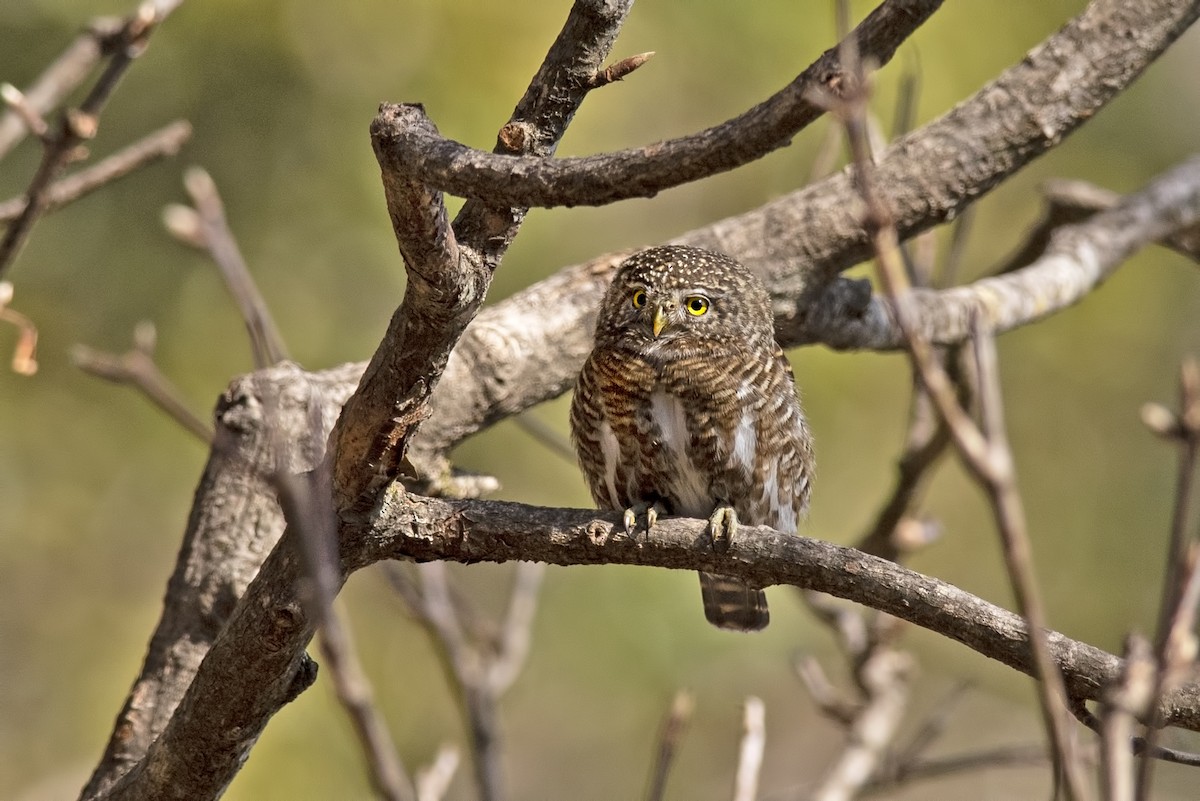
<box><xmin>631</xmin><ymin>289</ymin><xmax>648</xmax><ymax>309</ymax></box>
<box><xmin>685</xmin><ymin>296</ymin><xmax>710</xmax><ymax>316</ymax></box>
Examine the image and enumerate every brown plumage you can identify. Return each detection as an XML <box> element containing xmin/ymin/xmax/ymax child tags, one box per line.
<box><xmin>570</xmin><ymin>245</ymin><xmax>814</xmax><ymax>631</ymax></box>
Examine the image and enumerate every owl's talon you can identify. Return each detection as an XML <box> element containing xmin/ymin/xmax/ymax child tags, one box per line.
<box><xmin>622</xmin><ymin>502</ymin><xmax>666</xmax><ymax>538</ymax></box>
<box><xmin>708</xmin><ymin>505</ymin><xmax>738</xmax><ymax>554</ymax></box>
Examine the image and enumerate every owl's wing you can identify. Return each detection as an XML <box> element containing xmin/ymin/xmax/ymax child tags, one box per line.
<box><xmin>569</xmin><ymin>357</ymin><xmax>616</xmax><ymax>509</ymax></box>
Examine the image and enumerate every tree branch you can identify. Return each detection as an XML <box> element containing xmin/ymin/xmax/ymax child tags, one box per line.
<box><xmin>0</xmin><ymin>16</ymin><xmax>124</xmax><ymax>159</ymax></box>
<box><xmin>329</xmin><ymin>0</ymin><xmax>637</xmax><ymax>510</ymax></box>
<box><xmin>0</xmin><ymin>0</ymin><xmax>184</xmax><ymax>278</ymax></box>
<box><xmin>797</xmin><ymin>154</ymin><xmax>1200</xmax><ymax>351</ymax></box>
<box><xmin>162</xmin><ymin>167</ymin><xmax>289</xmax><ymax>369</ymax></box>
<box><xmin>363</xmin><ymin>0</ymin><xmax>943</xmax><ymax>208</ymax></box>
<box><xmin>0</xmin><ymin>120</ymin><xmax>191</xmax><ymax>223</ymax></box>
<box><xmin>410</xmin><ymin>0</ymin><xmax>1200</xmax><ymax>472</ymax></box>
<box><xmin>70</xmin><ymin>321</ymin><xmax>213</xmax><ymax>443</ymax></box>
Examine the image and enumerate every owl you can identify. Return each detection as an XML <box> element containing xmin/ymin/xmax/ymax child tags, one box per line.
<box><xmin>570</xmin><ymin>245</ymin><xmax>814</xmax><ymax>631</ymax></box>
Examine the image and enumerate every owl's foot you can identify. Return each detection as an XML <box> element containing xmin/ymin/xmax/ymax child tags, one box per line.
<box><xmin>708</xmin><ymin>505</ymin><xmax>739</xmax><ymax>554</ymax></box>
<box><xmin>622</xmin><ymin>501</ymin><xmax>667</xmax><ymax>536</ymax></box>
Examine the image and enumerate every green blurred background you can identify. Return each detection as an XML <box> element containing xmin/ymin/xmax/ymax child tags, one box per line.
<box><xmin>3</xmin><ymin>1</ymin><xmax>1199</xmax><ymax>799</ymax></box>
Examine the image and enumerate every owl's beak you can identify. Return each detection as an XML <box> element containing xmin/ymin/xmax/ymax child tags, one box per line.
<box><xmin>652</xmin><ymin>305</ymin><xmax>668</xmax><ymax>337</ymax></box>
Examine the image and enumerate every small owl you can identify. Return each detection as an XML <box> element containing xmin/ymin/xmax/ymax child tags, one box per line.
<box><xmin>570</xmin><ymin>245</ymin><xmax>814</xmax><ymax>631</ymax></box>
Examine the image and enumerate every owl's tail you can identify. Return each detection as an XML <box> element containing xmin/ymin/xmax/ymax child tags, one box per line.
<box><xmin>698</xmin><ymin>572</ymin><xmax>768</xmax><ymax>631</ymax></box>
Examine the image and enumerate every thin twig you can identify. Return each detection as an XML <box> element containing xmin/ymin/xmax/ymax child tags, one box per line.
<box><xmin>0</xmin><ymin>84</ymin><xmax>50</xmax><ymax>140</ymax></box>
<box><xmin>0</xmin><ymin>16</ymin><xmax>123</xmax><ymax>158</ymax></box>
<box><xmin>486</xmin><ymin>561</ymin><xmax>545</xmax><ymax>693</ymax></box>
<box><xmin>794</xmin><ymin>655</ymin><xmax>861</xmax><ymax>725</ymax></box>
<box><xmin>0</xmin><ymin>0</ymin><xmax>182</xmax><ymax>278</ymax></box>
<box><xmin>863</xmin><ymin>744</ymin><xmax>1049</xmax><ymax>794</ymax></box>
<box><xmin>0</xmin><ymin>120</ymin><xmax>191</xmax><ymax>223</ymax></box>
<box><xmin>271</xmin><ymin>381</ymin><xmax>415</xmax><ymax>801</ymax></box>
<box><xmin>644</xmin><ymin>690</ymin><xmax>695</xmax><ymax>801</ymax></box>
<box><xmin>71</xmin><ymin>322</ymin><xmax>213</xmax><ymax>442</ymax></box>
<box><xmin>733</xmin><ymin>697</ymin><xmax>766</xmax><ymax>801</ymax></box>
<box><xmin>996</xmin><ymin>179</ymin><xmax>1200</xmax><ymax>274</ymax></box>
<box><xmin>889</xmin><ymin>683</ymin><xmax>971</xmax><ymax>768</ymax></box>
<box><xmin>1135</xmin><ymin>360</ymin><xmax>1200</xmax><ymax>799</ymax></box>
<box><xmin>1101</xmin><ymin>636</ymin><xmax>1155</xmax><ymax>801</ymax></box>
<box><xmin>416</xmin><ymin>744</ymin><xmax>461</xmax><ymax>801</ymax></box>
<box><xmin>416</xmin><ymin>562</ymin><xmax>506</xmax><ymax>801</ymax></box>
<box><xmin>316</xmin><ymin>600</ymin><xmax>416</xmax><ymax>801</ymax></box>
<box><xmin>512</xmin><ymin>413</ymin><xmax>578</xmax><ymax>464</ymax></box>
<box><xmin>830</xmin><ymin>28</ymin><xmax>1090</xmax><ymax>799</ymax></box>
<box><xmin>810</xmin><ymin>649</ymin><xmax>915</xmax><ymax>801</ymax></box>
<box><xmin>164</xmin><ymin>167</ymin><xmax>288</xmax><ymax>368</ymax></box>
<box><xmin>0</xmin><ymin>281</ymin><xmax>39</xmax><ymax>375</ymax></box>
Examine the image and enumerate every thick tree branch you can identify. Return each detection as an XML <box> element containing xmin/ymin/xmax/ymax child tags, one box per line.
<box><xmin>88</xmin><ymin>3</ymin><xmax>636</xmax><ymax>797</ymax></box>
<box><xmin>78</xmin><ymin>362</ymin><xmax>358</xmax><ymax>800</ymax></box>
<box><xmin>411</xmin><ymin>149</ymin><xmax>1200</xmax><ymax>488</ymax></box>
<box><xmin>346</xmin><ymin>495</ymin><xmax>1200</xmax><ymax>733</ymax></box>
<box><xmin>366</xmin><ymin>0</ymin><xmax>943</xmax><ymax>208</ymax></box>
<box><xmin>329</xmin><ymin>0</ymin><xmax>637</xmax><ymax>510</ymax></box>
<box><xmin>797</xmin><ymin>154</ymin><xmax>1200</xmax><ymax>351</ymax></box>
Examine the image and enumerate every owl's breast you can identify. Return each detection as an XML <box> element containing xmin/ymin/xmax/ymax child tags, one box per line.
<box><xmin>645</xmin><ymin>388</ymin><xmax>712</xmax><ymax>518</ymax></box>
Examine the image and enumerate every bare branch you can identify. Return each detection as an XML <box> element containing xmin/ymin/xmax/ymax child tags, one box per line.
<box><xmin>167</xmin><ymin>166</ymin><xmax>288</xmax><ymax>368</ymax></box>
<box><xmin>644</xmin><ymin>690</ymin><xmax>695</xmax><ymax>801</ymax></box>
<box><xmin>330</xmin><ymin>0</ymin><xmax>637</xmax><ymax>509</ymax></box>
<box><xmin>416</xmin><ymin>745</ymin><xmax>461</xmax><ymax>801</ymax></box>
<box><xmin>486</xmin><ymin>561</ymin><xmax>545</xmax><ymax>694</ymax></box>
<box><xmin>1135</xmin><ymin>359</ymin><xmax>1200</xmax><ymax>798</ymax></box>
<box><xmin>863</xmin><ymin>744</ymin><xmax>1048</xmax><ymax>794</ymax></box>
<box><xmin>366</xmin><ymin>0</ymin><xmax>943</xmax><ymax>208</ymax></box>
<box><xmin>0</xmin><ymin>0</ymin><xmax>183</xmax><ymax>279</ymax></box>
<box><xmin>0</xmin><ymin>120</ymin><xmax>190</xmax><ymax>223</ymax></box>
<box><xmin>411</xmin><ymin>0</ymin><xmax>1200</xmax><ymax>474</ymax></box>
<box><xmin>732</xmin><ymin>697</ymin><xmax>765</xmax><ymax>801</ymax></box>
<box><xmin>316</xmin><ymin>599</ymin><xmax>416</xmax><ymax>801</ymax></box>
<box><xmin>0</xmin><ymin>281</ymin><xmax>39</xmax><ymax>375</ymax></box>
<box><xmin>797</xmin><ymin>154</ymin><xmax>1200</xmax><ymax>351</ymax></box>
<box><xmin>838</xmin><ymin>47</ymin><xmax>1088</xmax><ymax>792</ymax></box>
<box><xmin>810</xmin><ymin>649</ymin><xmax>915</xmax><ymax>801</ymax></box>
<box><xmin>71</xmin><ymin>322</ymin><xmax>213</xmax><ymax>443</ymax></box>
<box><xmin>78</xmin><ymin>362</ymin><xmax>359</xmax><ymax>800</ymax></box>
<box><xmin>1</xmin><ymin>83</ymin><xmax>50</xmax><ymax>141</ymax></box>
<box><xmin>0</xmin><ymin>16</ymin><xmax>124</xmax><ymax>158</ymax></box>
<box><xmin>1101</xmin><ymin>636</ymin><xmax>1155</xmax><ymax>801</ymax></box>
<box><xmin>346</xmin><ymin>495</ymin><xmax>1200</xmax><ymax>734</ymax></box>
<box><xmin>795</xmin><ymin>655</ymin><xmax>861</xmax><ymax>725</ymax></box>
<box><xmin>997</xmin><ymin>179</ymin><xmax>1200</xmax><ymax>273</ymax></box>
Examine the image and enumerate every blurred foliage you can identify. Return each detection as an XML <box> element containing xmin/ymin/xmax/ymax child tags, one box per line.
<box><xmin>2</xmin><ymin>1</ymin><xmax>1200</xmax><ymax>799</ymax></box>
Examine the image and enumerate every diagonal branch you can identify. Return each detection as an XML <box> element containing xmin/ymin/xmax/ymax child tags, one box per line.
<box><xmin>329</xmin><ymin>0</ymin><xmax>638</xmax><ymax>510</ymax></box>
<box><xmin>0</xmin><ymin>120</ymin><xmax>191</xmax><ymax>223</ymax></box>
<box><xmin>0</xmin><ymin>16</ymin><xmax>124</xmax><ymax>159</ymax></box>
<box><xmin>796</xmin><ymin>155</ymin><xmax>1200</xmax><ymax>351</ymax></box>
<box><xmin>163</xmin><ymin>166</ymin><xmax>289</xmax><ymax>368</ymax></box>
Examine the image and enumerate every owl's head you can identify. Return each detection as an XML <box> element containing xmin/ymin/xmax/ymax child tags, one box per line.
<box><xmin>594</xmin><ymin>245</ymin><xmax>774</xmax><ymax>357</ymax></box>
